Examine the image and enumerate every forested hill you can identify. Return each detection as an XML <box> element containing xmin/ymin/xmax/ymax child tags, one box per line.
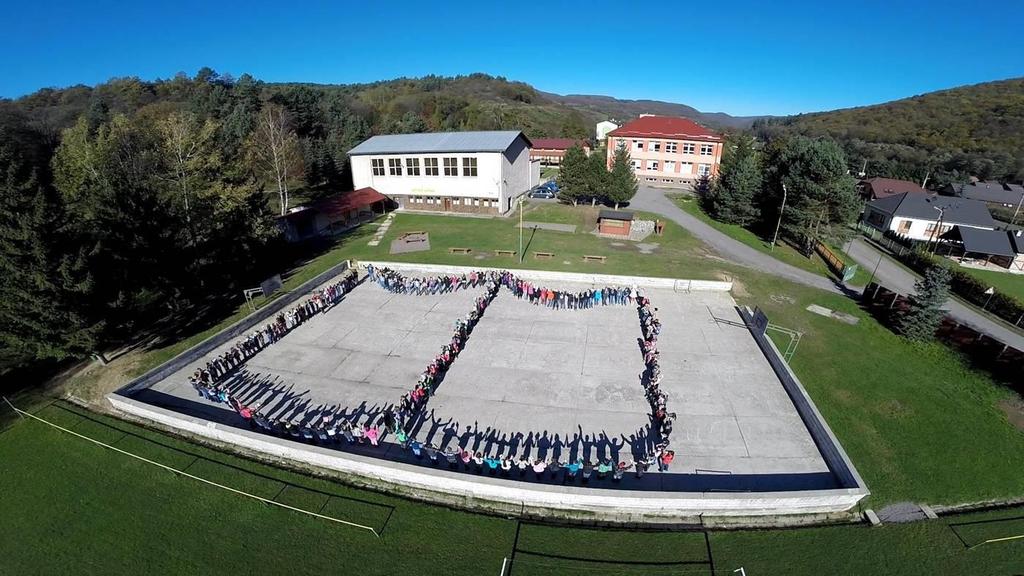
<box><xmin>7</xmin><ymin>71</ymin><xmax>745</xmax><ymax>145</ymax></box>
<box><xmin>753</xmin><ymin>78</ymin><xmax>1024</xmax><ymax>187</ymax></box>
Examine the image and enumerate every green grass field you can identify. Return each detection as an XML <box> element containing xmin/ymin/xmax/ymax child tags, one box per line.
<box><xmin>1</xmin><ymin>401</ymin><xmax>1022</xmax><ymax>575</ymax></box>
<box><xmin>672</xmin><ymin>195</ymin><xmax>871</xmax><ymax>285</ymax></box>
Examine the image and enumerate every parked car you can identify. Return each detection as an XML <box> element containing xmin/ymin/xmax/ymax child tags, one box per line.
<box><xmin>541</xmin><ymin>180</ymin><xmax>560</xmax><ymax>193</ymax></box>
<box><xmin>528</xmin><ymin>186</ymin><xmax>556</xmax><ymax>199</ymax></box>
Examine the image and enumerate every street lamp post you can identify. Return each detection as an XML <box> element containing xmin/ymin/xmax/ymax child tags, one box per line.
<box><xmin>928</xmin><ymin>205</ymin><xmax>947</xmax><ymax>254</ymax></box>
<box><xmin>771</xmin><ymin>183</ymin><xmax>788</xmax><ymax>252</ymax></box>
<box><xmin>518</xmin><ymin>195</ymin><xmax>525</xmax><ymax>263</ymax></box>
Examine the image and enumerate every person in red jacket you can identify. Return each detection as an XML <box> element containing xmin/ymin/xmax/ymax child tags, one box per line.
<box><xmin>658</xmin><ymin>449</ymin><xmax>675</xmax><ymax>472</ymax></box>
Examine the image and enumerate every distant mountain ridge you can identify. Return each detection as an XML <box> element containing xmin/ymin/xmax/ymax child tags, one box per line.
<box><xmin>540</xmin><ymin>91</ymin><xmax>766</xmax><ymax>129</ymax></box>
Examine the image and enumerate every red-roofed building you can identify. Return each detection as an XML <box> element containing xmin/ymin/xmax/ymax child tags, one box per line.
<box><xmin>859</xmin><ymin>177</ymin><xmax>927</xmax><ymax>200</ymax></box>
<box><xmin>276</xmin><ymin>187</ymin><xmax>394</xmax><ymax>242</ymax></box>
<box><xmin>606</xmin><ymin>115</ymin><xmax>723</xmax><ymax>187</ymax></box>
<box><xmin>529</xmin><ymin>138</ymin><xmax>591</xmax><ymax>165</ymax></box>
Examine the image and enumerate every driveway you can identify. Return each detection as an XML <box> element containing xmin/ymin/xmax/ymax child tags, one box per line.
<box><xmin>628</xmin><ymin>185</ymin><xmax>841</xmax><ymax>293</ymax></box>
<box><xmin>631</xmin><ymin>185</ymin><xmax>1024</xmax><ymax>350</ymax></box>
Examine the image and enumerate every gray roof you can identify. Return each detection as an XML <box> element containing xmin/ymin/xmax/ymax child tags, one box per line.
<box><xmin>942</xmin><ymin>226</ymin><xmax>1018</xmax><ymax>257</ymax></box>
<box><xmin>950</xmin><ymin>181</ymin><xmax>1023</xmax><ymax>205</ymax></box>
<box><xmin>348</xmin><ymin>131</ymin><xmax>530</xmax><ymax>156</ymax></box>
<box><xmin>867</xmin><ymin>192</ymin><xmax>995</xmax><ymax>228</ymax></box>
<box><xmin>599</xmin><ymin>209</ymin><xmax>635</xmax><ymax>221</ymax></box>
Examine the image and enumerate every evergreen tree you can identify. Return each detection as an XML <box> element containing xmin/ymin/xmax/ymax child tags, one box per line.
<box><xmin>585</xmin><ymin>151</ymin><xmax>610</xmax><ymax>205</ymax></box>
<box><xmin>896</xmin><ymin>266</ymin><xmax>951</xmax><ymax>342</ymax></box>
<box><xmin>0</xmin><ymin>120</ymin><xmax>99</xmax><ymax>367</ymax></box>
<box><xmin>761</xmin><ymin>136</ymin><xmax>859</xmax><ymax>250</ymax></box>
<box><xmin>709</xmin><ymin>135</ymin><xmax>762</xmax><ymax>226</ymax></box>
<box><xmin>606</xmin><ymin>144</ymin><xmax>638</xmax><ymax>208</ymax></box>
<box><xmin>556</xmin><ymin>145</ymin><xmax>589</xmax><ymax>205</ymax></box>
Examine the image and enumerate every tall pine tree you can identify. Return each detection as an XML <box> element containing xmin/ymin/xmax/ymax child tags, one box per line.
<box><xmin>606</xmin><ymin>144</ymin><xmax>638</xmax><ymax>208</ymax></box>
<box><xmin>708</xmin><ymin>135</ymin><xmax>762</xmax><ymax>226</ymax></box>
<box><xmin>896</xmin><ymin>266</ymin><xmax>951</xmax><ymax>342</ymax></box>
<box><xmin>557</xmin><ymin>145</ymin><xmax>590</xmax><ymax>205</ymax></box>
<box><xmin>0</xmin><ymin>119</ymin><xmax>99</xmax><ymax>368</ymax></box>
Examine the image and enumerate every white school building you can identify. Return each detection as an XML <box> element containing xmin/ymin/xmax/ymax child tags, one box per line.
<box><xmin>348</xmin><ymin>131</ymin><xmax>539</xmax><ymax>216</ymax></box>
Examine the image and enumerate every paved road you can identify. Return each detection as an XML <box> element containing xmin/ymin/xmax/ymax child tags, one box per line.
<box><xmin>845</xmin><ymin>237</ymin><xmax>1024</xmax><ymax>350</ymax></box>
<box><xmin>630</xmin><ymin>186</ymin><xmax>1024</xmax><ymax>350</ymax></box>
<box><xmin>628</xmin><ymin>186</ymin><xmax>841</xmax><ymax>293</ymax></box>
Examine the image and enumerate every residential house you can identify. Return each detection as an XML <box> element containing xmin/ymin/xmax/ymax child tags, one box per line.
<box><xmin>605</xmin><ymin>115</ymin><xmax>723</xmax><ymax>187</ymax></box>
<box><xmin>529</xmin><ymin>138</ymin><xmax>591</xmax><ymax>165</ymax></box>
<box><xmin>944</xmin><ymin>180</ymin><xmax>1024</xmax><ymax>208</ymax></box>
<box><xmin>858</xmin><ymin>177</ymin><xmax>927</xmax><ymax>200</ymax></box>
<box><xmin>348</xmin><ymin>131</ymin><xmax>538</xmax><ymax>216</ymax></box>
<box><xmin>862</xmin><ymin>192</ymin><xmax>996</xmax><ymax>242</ymax></box>
<box><xmin>596</xmin><ymin>120</ymin><xmax>618</xmax><ymax>142</ymax></box>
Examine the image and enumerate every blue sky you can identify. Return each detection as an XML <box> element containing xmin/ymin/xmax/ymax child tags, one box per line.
<box><xmin>2</xmin><ymin>0</ymin><xmax>1022</xmax><ymax>116</ymax></box>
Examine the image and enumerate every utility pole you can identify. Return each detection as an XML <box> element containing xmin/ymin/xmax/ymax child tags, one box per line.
<box><xmin>771</xmin><ymin>183</ymin><xmax>787</xmax><ymax>252</ymax></box>
<box><xmin>518</xmin><ymin>195</ymin><xmax>525</xmax><ymax>263</ymax></box>
<box><xmin>928</xmin><ymin>205</ymin><xmax>947</xmax><ymax>254</ymax></box>
<box><xmin>921</xmin><ymin>170</ymin><xmax>930</xmax><ymax>190</ymax></box>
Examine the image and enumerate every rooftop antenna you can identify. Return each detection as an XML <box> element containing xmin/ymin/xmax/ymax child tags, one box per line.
<box><xmin>921</xmin><ymin>170</ymin><xmax>931</xmax><ymax>189</ymax></box>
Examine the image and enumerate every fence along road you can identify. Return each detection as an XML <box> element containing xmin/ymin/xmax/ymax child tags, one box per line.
<box><xmin>844</xmin><ymin>237</ymin><xmax>1024</xmax><ymax>351</ymax></box>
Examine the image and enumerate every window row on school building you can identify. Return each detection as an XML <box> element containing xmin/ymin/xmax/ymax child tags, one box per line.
<box><xmin>348</xmin><ymin>131</ymin><xmax>538</xmax><ymax>216</ymax></box>
<box><xmin>605</xmin><ymin>115</ymin><xmax>724</xmax><ymax>187</ymax></box>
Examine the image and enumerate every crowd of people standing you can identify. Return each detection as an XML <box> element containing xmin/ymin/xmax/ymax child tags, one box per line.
<box><xmin>189</xmin><ymin>263</ymin><xmax>681</xmax><ymax>483</ymax></box>
<box><xmin>188</xmin><ymin>269</ymin><xmax>359</xmax><ymax>412</ymax></box>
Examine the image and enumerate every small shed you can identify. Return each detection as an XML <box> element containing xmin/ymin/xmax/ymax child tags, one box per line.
<box><xmin>598</xmin><ymin>209</ymin><xmax>634</xmax><ymax>237</ymax></box>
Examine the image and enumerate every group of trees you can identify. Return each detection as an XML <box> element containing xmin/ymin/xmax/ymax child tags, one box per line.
<box><xmin>0</xmin><ymin>71</ymin><xmax>328</xmax><ymax>373</ymax></box>
<box><xmin>557</xmin><ymin>144</ymin><xmax>638</xmax><ymax>208</ymax></box>
<box><xmin>702</xmin><ymin>133</ymin><xmax>860</xmax><ymax>250</ymax></box>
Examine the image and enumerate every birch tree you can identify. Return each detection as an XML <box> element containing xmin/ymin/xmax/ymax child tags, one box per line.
<box><xmin>246</xmin><ymin>104</ymin><xmax>304</xmax><ymax>215</ymax></box>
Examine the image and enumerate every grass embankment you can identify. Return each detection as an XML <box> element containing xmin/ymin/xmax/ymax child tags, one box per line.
<box><xmin>0</xmin><ymin>401</ymin><xmax>1021</xmax><ymax>575</ymax></box>
<box><xmin>952</xmin><ymin>262</ymin><xmax>1024</xmax><ymax>303</ymax></box>
<box><xmin>672</xmin><ymin>195</ymin><xmax>870</xmax><ymax>285</ymax></box>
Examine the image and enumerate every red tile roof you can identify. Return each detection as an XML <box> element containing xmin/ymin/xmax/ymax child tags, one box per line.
<box><xmin>862</xmin><ymin>177</ymin><xmax>926</xmax><ymax>199</ymax></box>
<box><xmin>607</xmin><ymin>115</ymin><xmax>721</xmax><ymax>141</ymax></box>
<box><xmin>317</xmin><ymin>187</ymin><xmax>389</xmax><ymax>217</ymax></box>
<box><xmin>279</xmin><ymin>187</ymin><xmax>389</xmax><ymax>220</ymax></box>
<box><xmin>530</xmin><ymin>138</ymin><xmax>589</xmax><ymax>150</ymax></box>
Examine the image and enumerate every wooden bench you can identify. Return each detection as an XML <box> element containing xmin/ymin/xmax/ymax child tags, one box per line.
<box><xmin>582</xmin><ymin>254</ymin><xmax>607</xmax><ymax>263</ymax></box>
<box><xmin>494</xmin><ymin>249</ymin><xmax>517</xmax><ymax>257</ymax></box>
<box><xmin>533</xmin><ymin>251</ymin><xmax>555</xmax><ymax>260</ymax></box>
<box><xmin>449</xmin><ymin>247</ymin><xmax>473</xmax><ymax>254</ymax></box>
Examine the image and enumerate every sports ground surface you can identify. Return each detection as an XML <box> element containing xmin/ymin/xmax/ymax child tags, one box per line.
<box><xmin>136</xmin><ymin>269</ymin><xmax>830</xmax><ymax>490</ymax></box>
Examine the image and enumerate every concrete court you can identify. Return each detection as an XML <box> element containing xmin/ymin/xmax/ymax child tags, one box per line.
<box><xmin>147</xmin><ymin>270</ymin><xmax>829</xmax><ymax>480</ymax></box>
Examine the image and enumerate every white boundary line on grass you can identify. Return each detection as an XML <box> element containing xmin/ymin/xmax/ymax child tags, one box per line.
<box><xmin>5</xmin><ymin>399</ymin><xmax>380</xmax><ymax>538</ymax></box>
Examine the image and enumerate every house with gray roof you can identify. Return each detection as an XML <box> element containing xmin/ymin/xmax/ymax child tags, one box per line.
<box><xmin>943</xmin><ymin>180</ymin><xmax>1024</xmax><ymax>207</ymax></box>
<box><xmin>863</xmin><ymin>192</ymin><xmax>996</xmax><ymax>242</ymax></box>
<box><xmin>348</xmin><ymin>131</ymin><xmax>538</xmax><ymax>216</ymax></box>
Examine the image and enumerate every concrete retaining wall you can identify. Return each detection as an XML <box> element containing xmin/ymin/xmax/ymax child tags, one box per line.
<box><xmin>738</xmin><ymin>306</ymin><xmax>869</xmax><ymax>495</ymax></box>
<box><xmin>108</xmin><ymin>394</ymin><xmax>868</xmax><ymax>519</ymax></box>
<box><xmin>359</xmin><ymin>260</ymin><xmax>732</xmax><ymax>292</ymax></box>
